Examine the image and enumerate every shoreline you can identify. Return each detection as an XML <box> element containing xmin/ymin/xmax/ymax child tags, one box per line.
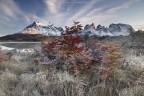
<box><xmin>0</xmin><ymin>42</ymin><xmax>41</xmax><ymax>44</ymax></box>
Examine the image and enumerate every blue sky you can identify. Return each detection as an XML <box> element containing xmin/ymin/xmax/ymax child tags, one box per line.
<box><xmin>0</xmin><ymin>0</ymin><xmax>144</xmax><ymax>36</ymax></box>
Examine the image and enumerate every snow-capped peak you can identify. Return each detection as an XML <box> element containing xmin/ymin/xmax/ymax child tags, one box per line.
<box><xmin>22</xmin><ymin>21</ymin><xmax>135</xmax><ymax>37</ymax></box>
<box><xmin>84</xmin><ymin>23</ymin><xmax>95</xmax><ymax>30</ymax></box>
<box><xmin>25</xmin><ymin>21</ymin><xmax>43</xmax><ymax>28</ymax></box>
<box><xmin>34</xmin><ymin>21</ymin><xmax>44</xmax><ymax>26</ymax></box>
<box><xmin>83</xmin><ymin>23</ymin><xmax>135</xmax><ymax>36</ymax></box>
<box><xmin>22</xmin><ymin>21</ymin><xmax>64</xmax><ymax>36</ymax></box>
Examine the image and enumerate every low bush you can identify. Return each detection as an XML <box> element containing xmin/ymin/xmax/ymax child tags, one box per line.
<box><xmin>41</xmin><ymin>22</ymin><xmax>123</xmax><ymax>83</ymax></box>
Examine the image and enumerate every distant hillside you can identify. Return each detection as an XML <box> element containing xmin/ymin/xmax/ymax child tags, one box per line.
<box><xmin>109</xmin><ymin>31</ymin><xmax>144</xmax><ymax>48</ymax></box>
<box><xmin>0</xmin><ymin>33</ymin><xmax>57</xmax><ymax>42</ymax></box>
<box><xmin>0</xmin><ymin>21</ymin><xmax>136</xmax><ymax>42</ymax></box>
<box><xmin>0</xmin><ymin>30</ymin><xmax>143</xmax><ymax>44</ymax></box>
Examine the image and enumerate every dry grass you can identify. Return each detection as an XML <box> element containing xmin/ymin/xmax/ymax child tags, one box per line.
<box><xmin>119</xmin><ymin>85</ymin><xmax>144</xmax><ymax>96</ymax></box>
<box><xmin>0</xmin><ymin>48</ymin><xmax>144</xmax><ymax>96</ymax></box>
<box><xmin>0</xmin><ymin>62</ymin><xmax>85</xmax><ymax>96</ymax></box>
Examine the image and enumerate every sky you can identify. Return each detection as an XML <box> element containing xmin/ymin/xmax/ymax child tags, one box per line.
<box><xmin>0</xmin><ymin>0</ymin><xmax>144</xmax><ymax>36</ymax></box>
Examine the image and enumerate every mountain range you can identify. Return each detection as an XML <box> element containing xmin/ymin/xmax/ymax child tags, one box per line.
<box><xmin>83</xmin><ymin>23</ymin><xmax>135</xmax><ymax>36</ymax></box>
<box><xmin>22</xmin><ymin>22</ymin><xmax>64</xmax><ymax>36</ymax></box>
<box><xmin>0</xmin><ymin>21</ymin><xmax>135</xmax><ymax>41</ymax></box>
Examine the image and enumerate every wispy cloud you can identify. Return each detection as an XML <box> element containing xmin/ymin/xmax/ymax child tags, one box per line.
<box><xmin>42</xmin><ymin>0</ymin><xmax>70</xmax><ymax>26</ymax></box>
<box><xmin>0</xmin><ymin>0</ymin><xmax>26</xmax><ymax>35</ymax></box>
<box><xmin>44</xmin><ymin>0</ymin><xmax>66</xmax><ymax>14</ymax></box>
<box><xmin>62</xmin><ymin>2</ymin><xmax>88</xmax><ymax>3</ymax></box>
<box><xmin>0</xmin><ymin>0</ymin><xmax>143</xmax><ymax>35</ymax></box>
<box><xmin>28</xmin><ymin>14</ymin><xmax>49</xmax><ymax>24</ymax></box>
<box><xmin>107</xmin><ymin>0</ymin><xmax>140</xmax><ymax>14</ymax></box>
<box><xmin>23</xmin><ymin>0</ymin><xmax>139</xmax><ymax>27</ymax></box>
<box><xmin>86</xmin><ymin>8</ymin><xmax>102</xmax><ymax>17</ymax></box>
<box><xmin>44</xmin><ymin>0</ymin><xmax>58</xmax><ymax>14</ymax></box>
<box><xmin>0</xmin><ymin>0</ymin><xmax>22</xmax><ymax>18</ymax></box>
<box><xmin>65</xmin><ymin>0</ymin><xmax>97</xmax><ymax>25</ymax></box>
<box><xmin>68</xmin><ymin>0</ymin><xmax>141</xmax><ymax>26</ymax></box>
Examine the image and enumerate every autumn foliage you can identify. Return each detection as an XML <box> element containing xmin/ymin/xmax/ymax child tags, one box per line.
<box><xmin>93</xmin><ymin>40</ymin><xmax>123</xmax><ymax>80</ymax></box>
<box><xmin>41</xmin><ymin>22</ymin><xmax>122</xmax><ymax>75</ymax></box>
<box><xmin>0</xmin><ymin>52</ymin><xmax>8</xmax><ymax>62</ymax></box>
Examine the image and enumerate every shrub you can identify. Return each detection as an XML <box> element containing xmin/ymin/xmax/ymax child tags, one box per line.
<box><xmin>41</xmin><ymin>22</ymin><xmax>94</xmax><ymax>72</ymax></box>
<box><xmin>41</xmin><ymin>22</ymin><xmax>122</xmax><ymax>75</ymax></box>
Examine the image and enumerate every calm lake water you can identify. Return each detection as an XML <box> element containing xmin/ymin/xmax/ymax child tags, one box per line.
<box><xmin>0</xmin><ymin>42</ymin><xmax>41</xmax><ymax>49</ymax></box>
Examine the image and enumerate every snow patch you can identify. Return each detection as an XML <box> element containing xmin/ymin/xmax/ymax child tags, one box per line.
<box><xmin>0</xmin><ymin>45</ymin><xmax>15</xmax><ymax>51</ymax></box>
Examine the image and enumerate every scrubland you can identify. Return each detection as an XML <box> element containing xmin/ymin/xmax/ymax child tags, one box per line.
<box><xmin>0</xmin><ymin>25</ymin><xmax>144</xmax><ymax>96</ymax></box>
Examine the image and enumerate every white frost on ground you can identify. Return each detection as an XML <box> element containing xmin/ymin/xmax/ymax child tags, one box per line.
<box><xmin>0</xmin><ymin>45</ymin><xmax>15</xmax><ymax>51</ymax></box>
<box><xmin>123</xmin><ymin>50</ymin><xmax>144</xmax><ymax>69</ymax></box>
<box><xmin>0</xmin><ymin>45</ymin><xmax>35</xmax><ymax>54</ymax></box>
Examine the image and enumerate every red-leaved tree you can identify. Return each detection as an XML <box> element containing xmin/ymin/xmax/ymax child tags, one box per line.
<box><xmin>41</xmin><ymin>22</ymin><xmax>95</xmax><ymax>72</ymax></box>
<box><xmin>60</xmin><ymin>21</ymin><xmax>83</xmax><ymax>52</ymax></box>
<box><xmin>41</xmin><ymin>21</ymin><xmax>122</xmax><ymax>75</ymax></box>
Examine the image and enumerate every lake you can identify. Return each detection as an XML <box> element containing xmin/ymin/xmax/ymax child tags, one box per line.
<box><xmin>0</xmin><ymin>42</ymin><xmax>41</xmax><ymax>49</ymax></box>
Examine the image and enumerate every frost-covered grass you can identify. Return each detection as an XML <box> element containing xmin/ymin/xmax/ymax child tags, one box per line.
<box><xmin>124</xmin><ymin>50</ymin><xmax>144</xmax><ymax>68</ymax></box>
<box><xmin>0</xmin><ymin>48</ymin><xmax>144</xmax><ymax>96</ymax></box>
<box><xmin>0</xmin><ymin>62</ymin><xmax>85</xmax><ymax>96</ymax></box>
<box><xmin>118</xmin><ymin>85</ymin><xmax>144</xmax><ymax>96</ymax></box>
